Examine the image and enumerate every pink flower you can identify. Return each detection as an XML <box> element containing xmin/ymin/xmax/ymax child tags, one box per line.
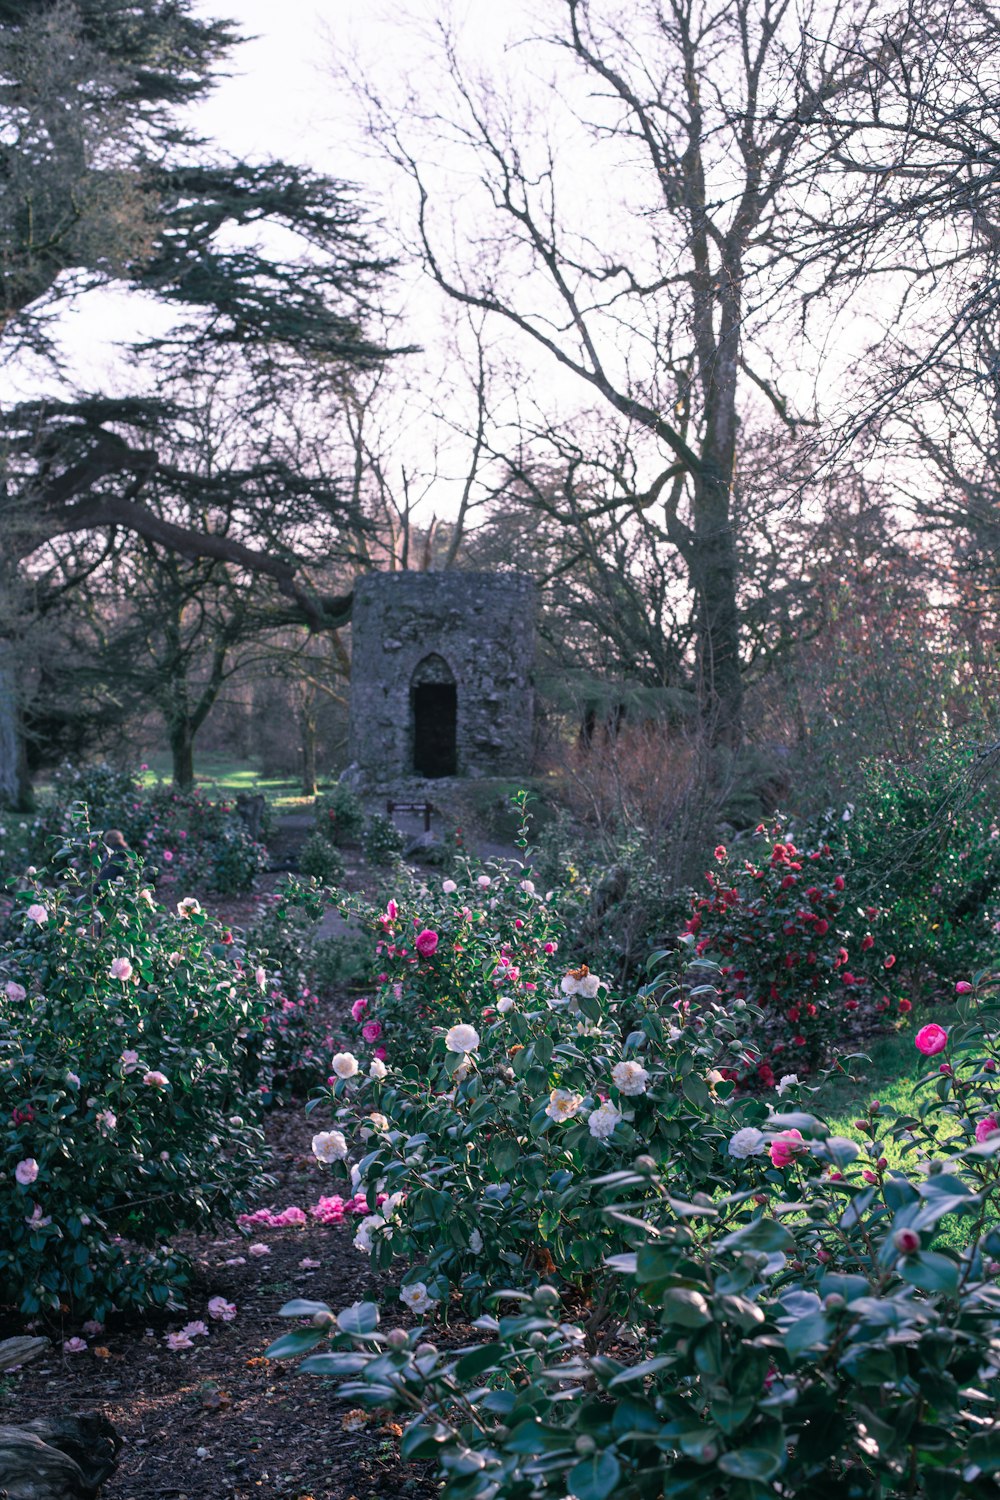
<box><xmin>373</xmin><ymin>1046</ymin><xmax>387</xmax><ymax>1061</ymax></box>
<box><xmin>351</xmin><ymin>998</ymin><xmax>369</xmax><ymax>1022</ymax></box>
<box><xmin>15</xmin><ymin>1158</ymin><xmax>38</xmax><ymax>1186</ymax></box>
<box><xmin>109</xmin><ymin>957</ymin><xmax>133</xmax><ymax>982</ymax></box>
<box><xmin>165</xmin><ymin>1331</ymin><xmax>193</xmax><ymax>1350</ymax></box>
<box><xmin>768</xmin><ymin>1130</ymin><xmax>806</xmax><ymax>1169</ymax></box>
<box><xmin>976</xmin><ymin>1115</ymin><xmax>1000</xmax><ymax>1144</ymax></box>
<box><xmin>714</xmin><ymin>845</ymin><xmax>726</xmax><ymax>861</ymax></box>
<box><xmin>25</xmin><ymin>904</ymin><xmax>47</xmax><ymax>926</ymax></box>
<box><xmin>415</xmin><ymin>929</ymin><xmax>439</xmax><ymax>957</ymax></box>
<box><xmin>142</xmin><ymin>1070</ymin><xmax>169</xmax><ymax>1088</ymax></box>
<box><xmin>181</xmin><ymin>1320</ymin><xmax>208</xmax><ymax>1338</ymax></box>
<box><xmin>162</xmin><ymin>850</ymin><xmax>173</xmax><ymax>864</ymax></box>
<box><xmin>478</xmin><ymin>874</ymin><xmax>492</xmax><ymax>889</ymax></box>
<box><xmin>5</xmin><ymin>981</ymin><xmax>25</xmax><ymax>1002</ymax></box>
<box><xmin>915</xmin><ymin>1024</ymin><xmax>948</xmax><ymax>1056</ymax></box>
<box><xmin>893</xmin><ymin>1228</ymin><xmax>920</xmax><ymax>1255</ymax></box>
<box><xmin>956</xmin><ymin>981</ymin><xmax>974</xmax><ymax>994</ymax></box>
<box><xmin>248</xmin><ymin>1243</ymin><xmax>270</xmax><ymax>1257</ymax></box>
<box><xmin>207</xmin><ymin>1296</ymin><xmax>236</xmax><ymax>1322</ymax></box>
<box><xmin>384</xmin><ymin>900</ymin><xmax>398</xmax><ymax>921</ymax></box>
<box><xmin>362</xmin><ymin>1020</ymin><xmax>383</xmax><ymax>1043</ymax></box>
<box><xmin>63</xmin><ymin>1337</ymin><xmax>87</xmax><ymax>1353</ymax></box>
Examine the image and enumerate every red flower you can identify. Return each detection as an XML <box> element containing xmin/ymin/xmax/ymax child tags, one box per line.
<box><xmin>898</xmin><ymin>997</ymin><xmax>912</xmax><ymax>1012</ymax></box>
<box><xmin>883</xmin><ymin>955</ymin><xmax>895</xmax><ymax>970</ymax></box>
<box><xmin>861</xmin><ymin>934</ymin><xmax>874</xmax><ymax>951</ymax></box>
<box><xmin>814</xmin><ymin>919</ymin><xmax>829</xmax><ymax>936</ymax></box>
<box><xmin>833</xmin><ymin>875</ymin><xmax>845</xmax><ymax>891</ymax></box>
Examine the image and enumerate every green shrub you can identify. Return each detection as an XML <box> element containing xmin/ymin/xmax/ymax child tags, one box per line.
<box><xmin>314</xmin><ymin>785</ymin><xmax>365</xmax><ymax>846</ymax></box>
<box><xmin>361</xmin><ymin>813</ymin><xmax>405</xmax><ymax>866</ymax></box>
<box><xmin>246</xmin><ymin>877</ymin><xmax>335</xmax><ymax>1102</ymax></box>
<box><xmin>298</xmin><ymin>831</ymin><xmax>345</xmax><ymax>884</ymax></box>
<box><xmin>0</xmin><ymin>822</ymin><xmax>269</xmax><ymax>1318</ymax></box>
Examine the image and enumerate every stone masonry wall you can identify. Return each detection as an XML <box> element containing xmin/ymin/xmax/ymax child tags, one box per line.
<box><xmin>347</xmin><ymin>571</ymin><xmax>536</xmax><ymax>786</ymax></box>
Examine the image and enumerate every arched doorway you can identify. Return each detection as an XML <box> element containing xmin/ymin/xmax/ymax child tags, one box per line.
<box><xmin>411</xmin><ymin>654</ymin><xmax>457</xmax><ymax>777</ymax></box>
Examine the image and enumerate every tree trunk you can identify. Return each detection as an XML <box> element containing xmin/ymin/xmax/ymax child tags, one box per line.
<box><xmin>0</xmin><ymin>642</ymin><xmax>32</xmax><ymax>810</ymax></box>
<box><xmin>169</xmin><ymin>720</ymin><xmax>196</xmax><ymax>791</ymax></box>
<box><xmin>691</xmin><ymin>469</ymin><xmax>743</xmax><ymax>748</ymax></box>
<box><xmin>301</xmin><ymin>707</ymin><xmax>318</xmax><ymax>797</ymax></box>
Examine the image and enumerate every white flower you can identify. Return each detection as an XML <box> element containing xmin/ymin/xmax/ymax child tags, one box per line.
<box><xmin>399</xmin><ymin>1281</ymin><xmax>436</xmax><ymax>1314</ymax></box>
<box><xmin>520</xmin><ymin>879</ymin><xmax>535</xmax><ymax>894</ymax></box>
<box><xmin>611</xmin><ymin>1060</ymin><xmax>649</xmax><ymax>1096</ymax></box>
<box><xmin>96</xmin><ymin>1109</ymin><xmax>117</xmax><ymax>1133</ymax></box>
<box><xmin>368</xmin><ymin>1113</ymin><xmax>390</xmax><ymax>1133</ymax></box>
<box><xmin>497</xmin><ymin>996</ymin><xmax>515</xmax><ymax>1013</ymax></box>
<box><xmin>369</xmin><ymin>1058</ymin><xmax>388</xmax><ymax>1080</ymax></box>
<box><xmin>587</xmin><ymin>1101</ymin><xmax>621</xmax><ymax>1140</ymax></box>
<box><xmin>728</xmin><ymin>1127</ymin><xmax>767</xmax><ymax>1159</ymax></box>
<box><xmin>444</xmin><ymin>1023</ymin><xmax>480</xmax><ymax>1054</ymax></box>
<box><xmin>25</xmin><ymin>904</ymin><xmax>47</xmax><ymax>926</ymax></box>
<box><xmin>353</xmin><ymin>1214</ymin><xmax>381</xmax><ymax>1253</ymax></box>
<box><xmin>254</xmin><ymin>966</ymin><xmax>266</xmax><ymax>991</ymax></box>
<box><xmin>313</xmin><ymin>1130</ymin><xmax>349</xmax><ymax>1163</ymax></box>
<box><xmin>331</xmin><ymin>1052</ymin><xmax>359</xmax><ymax>1079</ymax></box>
<box><xmin>545</xmin><ymin>1088</ymin><xmax>583</xmax><ymax>1122</ymax></box>
<box><xmin>442</xmin><ymin>879</ymin><xmax>457</xmax><ymax>894</ymax></box>
<box><xmin>560</xmin><ymin>974</ymin><xmax>579</xmax><ymax>995</ymax></box>
<box><xmin>109</xmin><ymin>957</ymin><xmax>133</xmax><ymax>982</ymax></box>
<box><xmin>577</xmin><ymin>973</ymin><xmax>601</xmax><ymax>998</ymax></box>
<box><xmin>177</xmin><ymin>897</ymin><xmax>201</xmax><ymax>918</ymax></box>
<box><xmin>776</xmin><ymin>1074</ymin><xmax>799</xmax><ymax>1096</ymax></box>
<box><xmin>469</xmin><ymin>1228</ymin><xmax>483</xmax><ymax>1254</ymax></box>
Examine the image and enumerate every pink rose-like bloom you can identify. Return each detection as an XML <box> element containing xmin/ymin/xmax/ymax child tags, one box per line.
<box><xmin>544</xmin><ymin>941</ymin><xmax>557</xmax><ymax>954</ymax></box>
<box><xmin>15</xmin><ymin>1158</ymin><xmax>38</xmax><ymax>1185</ymax></box>
<box><xmin>351</xmin><ymin>997</ymin><xmax>369</xmax><ymax>1022</ymax></box>
<box><xmin>143</xmin><ymin>1070</ymin><xmax>169</xmax><ymax>1088</ymax></box>
<box><xmin>208</xmin><ymin>1296</ymin><xmax>236</xmax><ymax>1322</ymax></box>
<box><xmin>956</xmin><ymin>981</ymin><xmax>974</xmax><ymax>994</ymax></box>
<box><xmin>362</xmin><ymin>1020</ymin><xmax>383</xmax><ymax>1043</ymax></box>
<box><xmin>248</xmin><ymin>1243</ymin><xmax>270</xmax><ymax>1257</ymax></box>
<box><xmin>162</xmin><ymin>850</ymin><xmax>173</xmax><ymax>864</ymax></box>
<box><xmin>165</xmin><ymin>1331</ymin><xmax>193</xmax><ymax>1350</ymax></box>
<box><xmin>976</xmin><ymin>1115</ymin><xmax>1000</xmax><ymax>1143</ymax></box>
<box><xmin>385</xmin><ymin>900</ymin><xmax>398</xmax><ymax>921</ymax></box>
<box><xmin>373</xmin><ymin>1045</ymin><xmax>387</xmax><ymax>1061</ymax></box>
<box><xmin>915</xmin><ymin>1023</ymin><xmax>948</xmax><ymax>1056</ymax></box>
<box><xmin>415</xmin><ymin>929</ymin><xmax>439</xmax><ymax>957</ymax></box>
<box><xmin>181</xmin><ymin>1320</ymin><xmax>208</xmax><ymax>1338</ymax></box>
<box><xmin>109</xmin><ymin>957</ymin><xmax>133</xmax><ymax>982</ymax></box>
<box><xmin>768</xmin><ymin>1129</ymin><xmax>806</xmax><ymax>1169</ymax></box>
<box><xmin>477</xmin><ymin>874</ymin><xmax>492</xmax><ymax>889</ymax></box>
<box><xmin>25</xmin><ymin>904</ymin><xmax>47</xmax><ymax>926</ymax></box>
<box><xmin>63</xmin><ymin>1337</ymin><xmax>87</xmax><ymax>1354</ymax></box>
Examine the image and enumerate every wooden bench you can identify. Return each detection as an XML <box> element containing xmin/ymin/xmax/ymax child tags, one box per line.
<box><xmin>386</xmin><ymin>798</ymin><xmax>435</xmax><ymax>833</ymax></box>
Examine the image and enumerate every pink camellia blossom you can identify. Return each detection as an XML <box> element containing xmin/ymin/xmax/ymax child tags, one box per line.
<box><xmin>300</xmin><ymin>1257</ymin><xmax>321</xmax><ymax>1269</ymax></box>
<box><xmin>373</xmin><ymin>1045</ymin><xmax>388</xmax><ymax>1061</ymax></box>
<box><xmin>15</xmin><ymin>1158</ymin><xmax>38</xmax><ymax>1186</ymax></box>
<box><xmin>63</xmin><ymin>1337</ymin><xmax>87</xmax><ymax>1353</ymax></box>
<box><xmin>362</xmin><ymin>1020</ymin><xmax>383</xmax><ymax>1043</ymax></box>
<box><xmin>714</xmin><ymin>845</ymin><xmax>727</xmax><ymax>861</ymax></box>
<box><xmin>165</xmin><ymin>1331</ymin><xmax>193</xmax><ymax>1350</ymax></box>
<box><xmin>254</xmin><ymin>966</ymin><xmax>266</xmax><ymax>990</ymax></box>
<box><xmin>162</xmin><ymin>850</ymin><xmax>174</xmax><ymax>864</ymax></box>
<box><xmin>181</xmin><ymin>1320</ymin><xmax>208</xmax><ymax>1339</ymax></box>
<box><xmin>109</xmin><ymin>957</ymin><xmax>133</xmax><ymax>982</ymax></box>
<box><xmin>5</xmin><ymin>981</ymin><xmax>25</xmax><ymax>1002</ymax></box>
<box><xmin>477</xmin><ymin>874</ymin><xmax>491</xmax><ymax>889</ymax></box>
<box><xmin>82</xmin><ymin>1320</ymin><xmax>104</xmax><ymax>1337</ymax></box>
<box><xmin>208</xmin><ymin>1296</ymin><xmax>236</xmax><ymax>1322</ymax></box>
<box><xmin>976</xmin><ymin>1115</ymin><xmax>1000</xmax><ymax>1144</ymax></box>
<box><xmin>915</xmin><ymin>1023</ymin><xmax>949</xmax><ymax>1056</ymax></box>
<box><xmin>351</xmin><ymin>997</ymin><xmax>369</xmax><ymax>1022</ymax></box>
<box><xmin>768</xmin><ymin>1130</ymin><xmax>806</xmax><ymax>1169</ymax></box>
<box><xmin>248</xmin><ymin>1243</ymin><xmax>270</xmax><ymax>1258</ymax></box>
<box><xmin>543</xmin><ymin>941</ymin><xmax>557</xmax><ymax>955</ymax></box>
<box><xmin>142</xmin><ymin>1070</ymin><xmax>169</xmax><ymax>1088</ymax></box>
<box><xmin>415</xmin><ymin>929</ymin><xmax>439</xmax><ymax>957</ymax></box>
<box><xmin>120</xmin><ymin>1050</ymin><xmax>140</xmax><ymax>1073</ymax></box>
<box><xmin>25</xmin><ymin>904</ymin><xmax>47</xmax><ymax>926</ymax></box>
<box><xmin>384</xmin><ymin>900</ymin><xmax>398</xmax><ymax>921</ymax></box>
<box><xmin>956</xmin><ymin>980</ymin><xmax>974</xmax><ymax>994</ymax></box>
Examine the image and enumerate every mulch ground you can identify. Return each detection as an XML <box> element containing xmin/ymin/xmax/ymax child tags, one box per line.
<box><xmin>0</xmin><ymin>840</ymin><xmax>441</xmax><ymax>1500</ymax></box>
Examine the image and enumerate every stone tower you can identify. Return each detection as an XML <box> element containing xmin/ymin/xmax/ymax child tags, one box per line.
<box><xmin>347</xmin><ymin>571</ymin><xmax>535</xmax><ymax>786</ymax></box>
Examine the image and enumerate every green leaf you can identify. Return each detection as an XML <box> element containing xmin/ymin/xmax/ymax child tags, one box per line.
<box><xmin>661</xmin><ymin>1288</ymin><xmax>712</xmax><ymax>1327</ymax></box>
<box><xmin>264</xmin><ymin>1327</ymin><xmax>324</xmax><ymax>1360</ymax></box>
<box><xmin>336</xmin><ymin>1300</ymin><xmax>380</xmax><ymax>1335</ymax></box>
<box><xmin>719</xmin><ymin>1217</ymin><xmax>795</xmax><ymax>1255</ymax></box>
<box><xmin>568</xmin><ymin>1452</ymin><xmax>622</xmax><ymax>1500</ymax></box>
<box><xmin>898</xmin><ymin>1250</ymin><xmax>961</xmax><ymax>1296</ymax></box>
<box><xmin>717</xmin><ymin>1446</ymin><xmax>783</xmax><ymax>1480</ymax></box>
<box><xmin>455</xmin><ymin>1343</ymin><xmax>501</xmax><ymax>1382</ymax></box>
<box><xmin>278</xmin><ymin>1299</ymin><xmax>332</xmax><ymax>1318</ymax></box>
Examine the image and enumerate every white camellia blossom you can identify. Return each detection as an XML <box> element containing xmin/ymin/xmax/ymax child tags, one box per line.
<box><xmin>177</xmin><ymin>897</ymin><xmax>201</xmax><ymax>917</ymax></box>
<box><xmin>496</xmin><ymin>996</ymin><xmax>515</xmax><ymax>1013</ymax></box>
<box><xmin>545</xmin><ymin>1088</ymin><xmax>584</xmax><ymax>1122</ymax></box>
<box><xmin>611</xmin><ymin>1060</ymin><xmax>650</xmax><ymax>1096</ymax></box>
<box><xmin>368</xmin><ymin>1113</ymin><xmax>390</xmax><ymax>1133</ymax></box>
<box><xmin>727</xmin><ymin>1127</ymin><xmax>767</xmax><ymax>1158</ymax></box>
<box><xmin>312</xmin><ymin>1130</ymin><xmax>349</xmax><ymax>1163</ymax></box>
<box><xmin>399</xmin><ymin>1281</ymin><xmax>436</xmax><ymax>1314</ymax></box>
<box><xmin>442</xmin><ymin>879</ymin><xmax>457</xmax><ymax>894</ymax></box>
<box><xmin>577</xmin><ymin>973</ymin><xmax>601</xmax><ymax>998</ymax></box>
<box><xmin>444</xmin><ymin>1023</ymin><xmax>480</xmax><ymax>1054</ymax></box>
<box><xmin>469</xmin><ymin>1228</ymin><xmax>484</xmax><ymax>1254</ymax></box>
<box><xmin>353</xmin><ymin>1215</ymin><xmax>381</xmax><ymax>1253</ymax></box>
<box><xmin>331</xmin><ymin>1052</ymin><xmax>359</xmax><ymax>1079</ymax></box>
<box><xmin>560</xmin><ymin>974</ymin><xmax>579</xmax><ymax>995</ymax></box>
<box><xmin>369</xmin><ymin>1058</ymin><xmax>388</xmax><ymax>1080</ymax></box>
<box><xmin>587</xmin><ymin>1101</ymin><xmax>621</xmax><ymax>1140</ymax></box>
<box><xmin>776</xmin><ymin>1074</ymin><xmax>800</xmax><ymax>1095</ymax></box>
<box><xmin>520</xmin><ymin>879</ymin><xmax>535</xmax><ymax>894</ymax></box>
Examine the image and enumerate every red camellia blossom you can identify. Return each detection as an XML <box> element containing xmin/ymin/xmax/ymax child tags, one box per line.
<box><xmin>883</xmin><ymin>955</ymin><xmax>895</xmax><ymax>969</ymax></box>
<box><xmin>899</xmin><ymin>997</ymin><xmax>912</xmax><ymax>1013</ymax></box>
<box><xmin>814</xmin><ymin>919</ymin><xmax>829</xmax><ymax>936</ymax></box>
<box><xmin>414</xmin><ymin>929</ymin><xmax>439</xmax><ymax>957</ymax></box>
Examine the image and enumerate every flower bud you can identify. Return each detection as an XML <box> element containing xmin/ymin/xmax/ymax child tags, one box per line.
<box><xmin>893</xmin><ymin>1228</ymin><xmax>920</xmax><ymax>1255</ymax></box>
<box><xmin>386</xmin><ymin>1328</ymin><xmax>409</xmax><ymax>1349</ymax></box>
<box><xmin>311</xmin><ymin>1311</ymin><xmax>337</xmax><ymax>1329</ymax></box>
<box><xmin>575</xmin><ymin>1436</ymin><xmax>597</xmax><ymax>1456</ymax></box>
<box><xmin>823</xmin><ymin>1293</ymin><xmax>845</xmax><ymax>1311</ymax></box>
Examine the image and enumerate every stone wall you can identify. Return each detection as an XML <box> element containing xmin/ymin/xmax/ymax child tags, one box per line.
<box><xmin>347</xmin><ymin>571</ymin><xmax>536</xmax><ymax>786</ymax></box>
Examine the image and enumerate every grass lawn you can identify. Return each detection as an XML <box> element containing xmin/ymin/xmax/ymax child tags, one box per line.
<box><xmin>135</xmin><ymin>752</ymin><xmax>341</xmax><ymax>811</ymax></box>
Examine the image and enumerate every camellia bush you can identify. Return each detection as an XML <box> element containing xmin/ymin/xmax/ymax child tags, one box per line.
<box><xmin>0</xmin><ymin>822</ymin><xmax>271</xmax><ymax>1318</ymax></box>
<box><xmin>272</xmin><ymin>971</ymin><xmax>1000</xmax><ymax>1500</ymax></box>
<box><xmin>685</xmin><ymin>820</ymin><xmax>908</xmax><ymax>1082</ymax></box>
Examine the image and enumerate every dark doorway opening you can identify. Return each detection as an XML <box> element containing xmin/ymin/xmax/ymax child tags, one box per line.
<box><xmin>413</xmin><ymin>682</ymin><xmax>457</xmax><ymax>777</ymax></box>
